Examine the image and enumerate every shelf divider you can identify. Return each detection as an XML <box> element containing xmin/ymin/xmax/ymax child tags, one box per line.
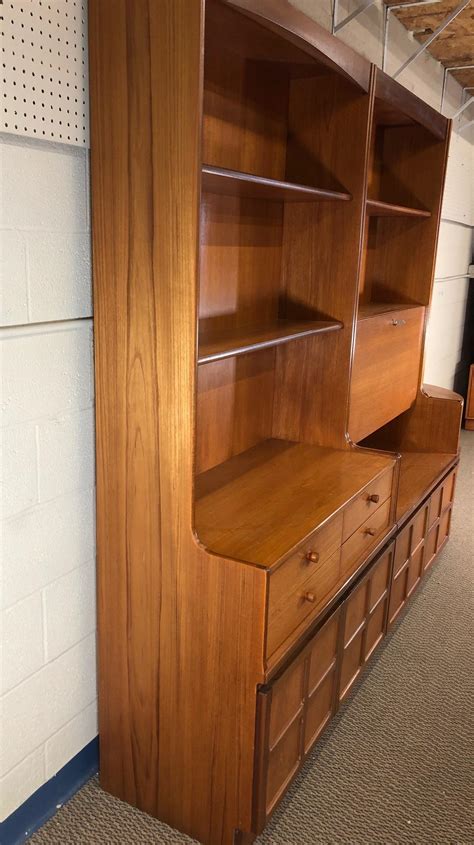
<box><xmin>202</xmin><ymin>164</ymin><xmax>352</xmax><ymax>204</ymax></box>
<box><xmin>198</xmin><ymin>318</ymin><xmax>343</xmax><ymax>365</ymax></box>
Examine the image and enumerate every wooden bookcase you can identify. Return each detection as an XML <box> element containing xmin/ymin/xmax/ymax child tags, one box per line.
<box><xmin>88</xmin><ymin>3</ymin><xmax>463</xmax><ymax>844</ymax></box>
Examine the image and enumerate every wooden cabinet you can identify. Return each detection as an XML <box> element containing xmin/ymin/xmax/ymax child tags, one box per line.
<box><xmin>89</xmin><ymin>2</ymin><xmax>460</xmax><ymax>843</ymax></box>
<box><xmin>388</xmin><ymin>467</ymin><xmax>456</xmax><ymax>625</ymax></box>
<box><xmin>349</xmin><ymin>306</ymin><xmax>425</xmax><ymax>442</ymax></box>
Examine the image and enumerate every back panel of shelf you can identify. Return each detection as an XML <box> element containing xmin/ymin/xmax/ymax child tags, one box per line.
<box><xmin>196</xmin><ymin>0</ymin><xmax>373</xmax><ymax>474</ymax></box>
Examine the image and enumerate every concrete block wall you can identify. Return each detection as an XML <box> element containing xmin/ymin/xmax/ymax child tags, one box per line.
<box><xmin>0</xmin><ymin>135</ymin><xmax>97</xmax><ymax>821</ymax></box>
<box><xmin>1</xmin><ymin>0</ymin><xmax>472</xmax><ymax>825</ymax></box>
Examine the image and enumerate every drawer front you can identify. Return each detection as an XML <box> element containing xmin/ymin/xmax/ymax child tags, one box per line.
<box><xmin>342</xmin><ymin>467</ymin><xmax>393</xmax><ymax>542</ymax></box>
<box><xmin>255</xmin><ymin>609</ymin><xmax>340</xmax><ymax>831</ymax></box>
<box><xmin>267</xmin><ymin>549</ymin><xmax>340</xmax><ymax>659</ymax></box>
<box><xmin>349</xmin><ymin>306</ymin><xmax>425</xmax><ymax>442</ymax></box>
<box><xmin>340</xmin><ymin>499</ymin><xmax>391</xmax><ymax>577</ymax></box>
<box><xmin>269</xmin><ymin>513</ymin><xmax>343</xmax><ymax>611</ymax></box>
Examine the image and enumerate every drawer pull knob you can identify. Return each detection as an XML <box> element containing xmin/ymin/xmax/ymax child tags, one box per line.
<box><xmin>365</xmin><ymin>527</ymin><xmax>377</xmax><ymax>537</ymax></box>
<box><xmin>367</xmin><ymin>493</ymin><xmax>380</xmax><ymax>503</ymax></box>
<box><xmin>304</xmin><ymin>591</ymin><xmax>316</xmax><ymax>603</ymax></box>
<box><xmin>305</xmin><ymin>550</ymin><xmax>320</xmax><ymax>564</ymax></box>
<box><xmin>391</xmin><ymin>319</ymin><xmax>406</xmax><ymax>326</ymax></box>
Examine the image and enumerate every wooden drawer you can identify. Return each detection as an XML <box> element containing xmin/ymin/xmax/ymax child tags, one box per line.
<box><xmin>255</xmin><ymin>609</ymin><xmax>340</xmax><ymax>832</ymax></box>
<box><xmin>349</xmin><ymin>306</ymin><xmax>425</xmax><ymax>442</ymax></box>
<box><xmin>269</xmin><ymin>514</ymin><xmax>343</xmax><ymax>611</ymax></box>
<box><xmin>343</xmin><ymin>467</ymin><xmax>393</xmax><ymax>541</ymax></box>
<box><xmin>266</xmin><ymin>549</ymin><xmax>340</xmax><ymax>659</ymax></box>
<box><xmin>340</xmin><ymin>498</ymin><xmax>391</xmax><ymax>577</ymax></box>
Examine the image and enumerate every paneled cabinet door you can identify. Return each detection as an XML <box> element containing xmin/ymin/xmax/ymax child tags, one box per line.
<box><xmin>253</xmin><ymin>608</ymin><xmax>341</xmax><ymax>833</ymax></box>
<box><xmin>424</xmin><ymin>468</ymin><xmax>456</xmax><ymax>572</ymax></box>
<box><xmin>337</xmin><ymin>543</ymin><xmax>393</xmax><ymax>704</ymax></box>
<box><xmin>387</xmin><ymin>502</ymin><xmax>428</xmax><ymax>628</ymax></box>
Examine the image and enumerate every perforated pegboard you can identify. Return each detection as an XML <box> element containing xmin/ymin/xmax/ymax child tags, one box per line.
<box><xmin>1</xmin><ymin>0</ymin><xmax>89</xmax><ymax>146</ymax></box>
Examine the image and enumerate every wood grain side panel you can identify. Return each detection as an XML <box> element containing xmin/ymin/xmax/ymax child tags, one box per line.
<box><xmin>89</xmin><ymin>3</ymin><xmax>266</xmax><ymax>843</ymax></box>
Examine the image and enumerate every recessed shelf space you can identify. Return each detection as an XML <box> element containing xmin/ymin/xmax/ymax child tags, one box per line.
<box><xmin>198</xmin><ymin>318</ymin><xmax>343</xmax><ymax>364</ymax></box>
<box><xmin>366</xmin><ymin>199</ymin><xmax>430</xmax><ymax>219</ymax></box>
<box><xmin>202</xmin><ymin>165</ymin><xmax>352</xmax><ymax>204</ymax></box>
<box><xmin>195</xmin><ymin>439</ymin><xmax>393</xmax><ymax>567</ymax></box>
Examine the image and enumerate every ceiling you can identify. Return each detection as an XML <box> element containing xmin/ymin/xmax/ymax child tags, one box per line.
<box><xmin>385</xmin><ymin>0</ymin><xmax>474</xmax><ymax>90</ymax></box>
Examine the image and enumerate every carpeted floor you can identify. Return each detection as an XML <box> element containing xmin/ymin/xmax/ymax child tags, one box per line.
<box><xmin>31</xmin><ymin>432</ymin><xmax>474</xmax><ymax>845</ymax></box>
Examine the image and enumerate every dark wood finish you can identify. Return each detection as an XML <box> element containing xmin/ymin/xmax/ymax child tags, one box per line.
<box><xmin>366</xmin><ymin>198</ymin><xmax>431</xmax><ymax>218</ymax></box>
<box><xmin>349</xmin><ymin>307</ymin><xmax>425</xmax><ymax>442</ymax></box>
<box><xmin>202</xmin><ymin>164</ymin><xmax>352</xmax><ymax>203</ymax></box>
<box><xmin>198</xmin><ymin>317</ymin><xmax>343</xmax><ymax>364</ymax></box>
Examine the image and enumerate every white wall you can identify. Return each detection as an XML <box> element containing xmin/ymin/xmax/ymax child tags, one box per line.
<box><xmin>0</xmin><ymin>136</ymin><xmax>97</xmax><ymax>821</ymax></box>
<box><xmin>0</xmin><ymin>0</ymin><xmax>472</xmax><ymax>823</ymax></box>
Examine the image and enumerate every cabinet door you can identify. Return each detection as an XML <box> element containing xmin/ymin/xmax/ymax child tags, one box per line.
<box><xmin>254</xmin><ymin>608</ymin><xmax>340</xmax><ymax>832</ymax></box>
<box><xmin>338</xmin><ymin>544</ymin><xmax>393</xmax><ymax>703</ymax></box>
<box><xmin>349</xmin><ymin>306</ymin><xmax>425</xmax><ymax>442</ymax></box>
<box><xmin>388</xmin><ymin>501</ymin><xmax>428</xmax><ymax>628</ymax></box>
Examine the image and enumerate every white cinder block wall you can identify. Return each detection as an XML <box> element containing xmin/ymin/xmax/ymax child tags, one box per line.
<box><xmin>1</xmin><ymin>136</ymin><xmax>97</xmax><ymax>821</ymax></box>
<box><xmin>1</xmin><ymin>0</ymin><xmax>472</xmax><ymax>824</ymax></box>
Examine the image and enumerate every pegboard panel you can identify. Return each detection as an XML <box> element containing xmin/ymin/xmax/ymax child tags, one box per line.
<box><xmin>1</xmin><ymin>0</ymin><xmax>89</xmax><ymax>146</ymax></box>
<box><xmin>441</xmin><ymin>132</ymin><xmax>473</xmax><ymax>227</ymax></box>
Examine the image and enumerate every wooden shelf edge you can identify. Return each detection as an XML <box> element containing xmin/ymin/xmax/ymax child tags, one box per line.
<box><xmin>198</xmin><ymin>319</ymin><xmax>343</xmax><ymax>365</ymax></box>
<box><xmin>366</xmin><ymin>198</ymin><xmax>431</xmax><ymax>219</ymax></box>
<box><xmin>202</xmin><ymin>164</ymin><xmax>352</xmax><ymax>204</ymax></box>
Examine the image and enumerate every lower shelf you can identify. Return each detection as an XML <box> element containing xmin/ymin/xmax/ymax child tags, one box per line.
<box><xmin>396</xmin><ymin>451</ymin><xmax>457</xmax><ymax>521</ymax></box>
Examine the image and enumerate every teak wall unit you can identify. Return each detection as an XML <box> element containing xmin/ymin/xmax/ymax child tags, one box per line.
<box><xmin>88</xmin><ymin>2</ymin><xmax>463</xmax><ymax>844</ymax></box>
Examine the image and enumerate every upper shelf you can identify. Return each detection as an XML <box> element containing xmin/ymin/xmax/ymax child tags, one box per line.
<box><xmin>366</xmin><ymin>199</ymin><xmax>431</xmax><ymax>219</ymax></box>
<box><xmin>202</xmin><ymin>165</ymin><xmax>352</xmax><ymax>204</ymax></box>
<box><xmin>198</xmin><ymin>318</ymin><xmax>343</xmax><ymax>365</ymax></box>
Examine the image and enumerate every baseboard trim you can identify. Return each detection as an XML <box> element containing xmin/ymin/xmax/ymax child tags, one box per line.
<box><xmin>0</xmin><ymin>737</ymin><xmax>99</xmax><ymax>845</ymax></box>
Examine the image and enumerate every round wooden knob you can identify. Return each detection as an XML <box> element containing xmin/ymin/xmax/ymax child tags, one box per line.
<box><xmin>364</xmin><ymin>527</ymin><xmax>376</xmax><ymax>537</ymax></box>
<box><xmin>367</xmin><ymin>493</ymin><xmax>380</xmax><ymax>503</ymax></box>
<box><xmin>305</xmin><ymin>550</ymin><xmax>320</xmax><ymax>564</ymax></box>
<box><xmin>304</xmin><ymin>591</ymin><xmax>316</xmax><ymax>603</ymax></box>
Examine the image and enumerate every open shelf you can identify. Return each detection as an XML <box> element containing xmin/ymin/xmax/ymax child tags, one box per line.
<box><xmin>202</xmin><ymin>165</ymin><xmax>352</xmax><ymax>204</ymax></box>
<box><xmin>366</xmin><ymin>199</ymin><xmax>431</xmax><ymax>219</ymax></box>
<box><xmin>396</xmin><ymin>451</ymin><xmax>457</xmax><ymax>521</ymax></box>
<box><xmin>195</xmin><ymin>439</ymin><xmax>394</xmax><ymax>567</ymax></box>
<box><xmin>198</xmin><ymin>318</ymin><xmax>343</xmax><ymax>365</ymax></box>
<box><xmin>357</xmin><ymin>302</ymin><xmax>422</xmax><ymax>320</ymax></box>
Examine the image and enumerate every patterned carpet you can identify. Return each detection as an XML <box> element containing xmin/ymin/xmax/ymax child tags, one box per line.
<box><xmin>31</xmin><ymin>432</ymin><xmax>474</xmax><ymax>845</ymax></box>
